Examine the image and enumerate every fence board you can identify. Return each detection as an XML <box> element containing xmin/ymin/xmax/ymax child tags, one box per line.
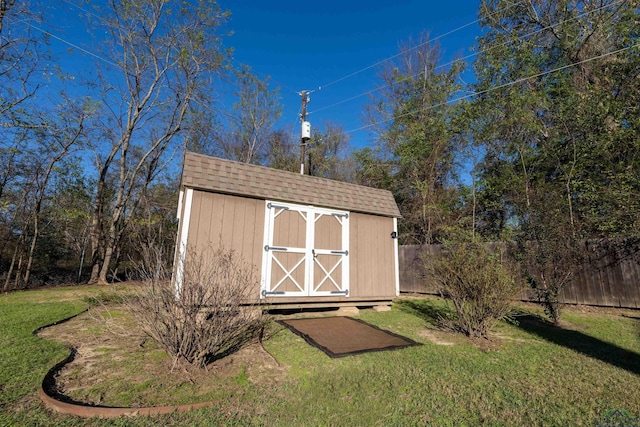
<box><xmin>399</xmin><ymin>238</ymin><xmax>640</xmax><ymax>309</ymax></box>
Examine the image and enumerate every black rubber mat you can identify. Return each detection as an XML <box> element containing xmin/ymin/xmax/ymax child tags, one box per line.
<box><xmin>278</xmin><ymin>316</ymin><xmax>419</xmax><ymax>358</ymax></box>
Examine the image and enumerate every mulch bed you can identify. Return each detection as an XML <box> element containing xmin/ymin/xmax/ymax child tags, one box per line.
<box><xmin>278</xmin><ymin>316</ymin><xmax>419</xmax><ymax>358</ymax></box>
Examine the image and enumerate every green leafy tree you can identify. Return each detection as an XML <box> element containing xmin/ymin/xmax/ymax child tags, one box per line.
<box><xmin>473</xmin><ymin>0</ymin><xmax>640</xmax><ymax>239</ymax></box>
<box><xmin>471</xmin><ymin>0</ymin><xmax>639</xmax><ymax>322</ymax></box>
<box><xmin>306</xmin><ymin>122</ymin><xmax>352</xmax><ymax>180</ymax></box>
<box><xmin>365</xmin><ymin>35</ymin><xmax>466</xmax><ymax>244</ymax></box>
<box><xmin>264</xmin><ymin>129</ymin><xmax>299</xmax><ymax>172</ymax></box>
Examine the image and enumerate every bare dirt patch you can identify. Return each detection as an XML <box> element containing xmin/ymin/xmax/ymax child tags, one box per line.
<box><xmin>516</xmin><ymin>300</ymin><xmax>639</xmax><ymax>318</ymax></box>
<box><xmin>418</xmin><ymin>329</ymin><xmax>456</xmax><ymax>346</ymax></box>
<box><xmin>37</xmin><ymin>305</ymin><xmax>289</xmax><ymax>408</ymax></box>
<box><xmin>418</xmin><ymin>327</ymin><xmax>511</xmax><ymax>351</ymax></box>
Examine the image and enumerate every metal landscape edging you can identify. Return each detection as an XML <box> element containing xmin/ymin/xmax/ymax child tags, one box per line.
<box><xmin>36</xmin><ymin>309</ymin><xmax>220</xmax><ymax>418</ymax></box>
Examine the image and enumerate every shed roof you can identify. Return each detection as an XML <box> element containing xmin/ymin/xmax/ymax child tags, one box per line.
<box><xmin>180</xmin><ymin>152</ymin><xmax>401</xmax><ymax>218</ymax></box>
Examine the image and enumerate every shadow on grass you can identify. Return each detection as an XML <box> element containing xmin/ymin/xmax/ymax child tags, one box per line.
<box><xmin>395</xmin><ymin>299</ymin><xmax>454</xmax><ymax>327</ymax></box>
<box><xmin>515</xmin><ymin>314</ymin><xmax>640</xmax><ymax>376</ymax></box>
<box><xmin>622</xmin><ymin>314</ymin><xmax>640</xmax><ymax>340</ymax></box>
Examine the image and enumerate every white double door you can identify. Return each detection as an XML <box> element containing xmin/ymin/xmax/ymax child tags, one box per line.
<box><xmin>261</xmin><ymin>201</ymin><xmax>349</xmax><ymax>297</ymax></box>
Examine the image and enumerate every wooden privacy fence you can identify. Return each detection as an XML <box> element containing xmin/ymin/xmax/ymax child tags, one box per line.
<box><xmin>398</xmin><ymin>238</ymin><xmax>640</xmax><ymax>309</ymax></box>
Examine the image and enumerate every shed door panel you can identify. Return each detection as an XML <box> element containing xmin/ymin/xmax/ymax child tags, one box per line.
<box><xmin>272</xmin><ymin>208</ymin><xmax>307</xmax><ymax>248</ymax></box>
<box><xmin>264</xmin><ymin>203</ymin><xmax>308</xmax><ymax>296</ymax></box>
<box><xmin>310</xmin><ymin>210</ymin><xmax>349</xmax><ymax>296</ymax></box>
<box><xmin>270</xmin><ymin>251</ymin><xmax>306</xmax><ymax>294</ymax></box>
<box><xmin>262</xmin><ymin>201</ymin><xmax>349</xmax><ymax>298</ymax></box>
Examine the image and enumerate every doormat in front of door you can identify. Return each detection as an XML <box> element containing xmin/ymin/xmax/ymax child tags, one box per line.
<box><xmin>277</xmin><ymin>316</ymin><xmax>419</xmax><ymax>358</ymax></box>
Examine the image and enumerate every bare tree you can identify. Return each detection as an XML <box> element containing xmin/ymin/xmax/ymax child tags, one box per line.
<box><xmin>215</xmin><ymin>66</ymin><xmax>282</xmax><ymax>163</ymax></box>
<box><xmin>0</xmin><ymin>0</ymin><xmax>43</xmax><ymax>210</ymax></box>
<box><xmin>2</xmin><ymin>96</ymin><xmax>89</xmax><ymax>289</ymax></box>
<box><xmin>264</xmin><ymin>129</ymin><xmax>298</xmax><ymax>172</ymax></box>
<box><xmin>0</xmin><ymin>0</ymin><xmax>42</xmax><ymax>119</ymax></box>
<box><xmin>84</xmin><ymin>0</ymin><xmax>230</xmax><ymax>284</ymax></box>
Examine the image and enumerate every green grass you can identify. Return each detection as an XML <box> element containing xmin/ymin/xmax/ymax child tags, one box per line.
<box><xmin>0</xmin><ymin>288</ymin><xmax>86</xmax><ymax>425</ymax></box>
<box><xmin>258</xmin><ymin>304</ymin><xmax>639</xmax><ymax>426</ymax></box>
<box><xmin>0</xmin><ymin>286</ymin><xmax>639</xmax><ymax>426</ymax></box>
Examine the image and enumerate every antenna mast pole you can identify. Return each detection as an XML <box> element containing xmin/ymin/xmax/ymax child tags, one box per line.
<box><xmin>299</xmin><ymin>91</ymin><xmax>310</xmax><ymax>174</ymax></box>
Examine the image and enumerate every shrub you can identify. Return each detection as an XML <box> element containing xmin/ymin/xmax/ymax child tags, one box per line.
<box><xmin>429</xmin><ymin>241</ymin><xmax>522</xmax><ymax>338</ymax></box>
<box><xmin>128</xmin><ymin>246</ymin><xmax>266</xmax><ymax>369</ymax></box>
<box><xmin>518</xmin><ymin>238</ymin><xmax>581</xmax><ymax>325</ymax></box>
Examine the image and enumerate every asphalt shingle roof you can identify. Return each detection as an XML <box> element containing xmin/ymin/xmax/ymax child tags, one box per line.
<box><xmin>180</xmin><ymin>152</ymin><xmax>401</xmax><ymax>218</ymax></box>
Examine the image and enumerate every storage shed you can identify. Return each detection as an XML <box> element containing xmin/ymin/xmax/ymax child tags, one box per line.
<box><xmin>174</xmin><ymin>152</ymin><xmax>402</xmax><ymax>308</ymax></box>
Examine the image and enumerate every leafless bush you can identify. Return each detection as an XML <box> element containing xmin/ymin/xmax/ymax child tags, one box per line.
<box><xmin>428</xmin><ymin>241</ymin><xmax>522</xmax><ymax>338</ymax></box>
<box><xmin>127</xmin><ymin>245</ymin><xmax>267</xmax><ymax>369</ymax></box>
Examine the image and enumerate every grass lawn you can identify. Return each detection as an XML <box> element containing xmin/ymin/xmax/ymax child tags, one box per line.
<box><xmin>0</xmin><ymin>285</ymin><xmax>638</xmax><ymax>426</ymax></box>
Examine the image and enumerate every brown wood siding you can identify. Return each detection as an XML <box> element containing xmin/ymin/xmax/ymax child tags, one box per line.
<box><xmin>349</xmin><ymin>213</ymin><xmax>397</xmax><ymax>298</ymax></box>
<box><xmin>186</xmin><ymin>191</ymin><xmax>265</xmax><ymax>280</ymax></box>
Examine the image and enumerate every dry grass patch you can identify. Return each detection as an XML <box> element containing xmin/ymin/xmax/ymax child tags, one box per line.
<box><xmin>37</xmin><ymin>305</ymin><xmax>288</xmax><ymax>408</ymax></box>
<box><xmin>417</xmin><ymin>328</ymin><xmax>456</xmax><ymax>346</ymax></box>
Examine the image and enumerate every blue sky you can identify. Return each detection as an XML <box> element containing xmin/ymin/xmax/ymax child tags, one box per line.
<box><xmin>219</xmin><ymin>0</ymin><xmax>482</xmax><ymax>149</ymax></box>
<box><xmin>36</xmin><ymin>0</ymin><xmax>483</xmax><ymax>151</ymax></box>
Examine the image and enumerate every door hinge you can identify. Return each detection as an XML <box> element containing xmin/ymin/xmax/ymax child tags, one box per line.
<box><xmin>267</xmin><ymin>202</ymin><xmax>289</xmax><ymax>210</ymax></box>
<box><xmin>265</xmin><ymin>245</ymin><xmax>288</xmax><ymax>251</ymax></box>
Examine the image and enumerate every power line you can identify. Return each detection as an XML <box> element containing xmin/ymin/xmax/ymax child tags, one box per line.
<box><xmin>9</xmin><ymin>16</ymin><xmax>123</xmax><ymax>71</ymax></box>
<box><xmin>308</xmin><ymin>0</ymin><xmax>625</xmax><ymax>116</ymax></box>
<box><xmin>20</xmin><ymin>1</ymin><xmax>298</xmax><ymax>105</ymax></box>
<box><xmin>227</xmin><ymin>57</ymin><xmax>300</xmax><ymax>95</ymax></box>
<box><xmin>310</xmin><ymin>0</ymin><xmax>527</xmax><ymax>93</ymax></box>
<box><xmin>60</xmin><ymin>0</ymin><xmax>102</xmax><ymax>21</ymax></box>
<box><xmin>345</xmin><ymin>41</ymin><xmax>640</xmax><ymax>135</ymax></box>
<box><xmin>62</xmin><ymin>0</ymin><xmax>301</xmax><ymax>96</ymax></box>
<box><xmin>63</xmin><ymin>0</ymin><xmax>300</xmax><ymax>97</ymax></box>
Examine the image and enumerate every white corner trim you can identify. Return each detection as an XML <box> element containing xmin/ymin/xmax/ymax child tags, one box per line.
<box><xmin>260</xmin><ymin>200</ymin><xmax>273</xmax><ymax>298</ymax></box>
<box><xmin>174</xmin><ymin>188</ymin><xmax>193</xmax><ymax>296</ymax></box>
<box><xmin>176</xmin><ymin>189</ymin><xmax>184</xmax><ymax>220</ymax></box>
<box><xmin>393</xmin><ymin>217</ymin><xmax>400</xmax><ymax>297</ymax></box>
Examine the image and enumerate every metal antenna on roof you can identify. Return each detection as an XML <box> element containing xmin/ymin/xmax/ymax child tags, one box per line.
<box><xmin>299</xmin><ymin>90</ymin><xmax>311</xmax><ymax>174</ymax></box>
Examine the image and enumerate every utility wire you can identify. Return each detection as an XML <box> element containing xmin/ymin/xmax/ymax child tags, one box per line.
<box><xmin>345</xmin><ymin>41</ymin><xmax>640</xmax><ymax>135</ymax></box>
<box><xmin>9</xmin><ymin>16</ymin><xmax>123</xmax><ymax>71</ymax></box>
<box><xmin>309</xmin><ymin>0</ymin><xmax>625</xmax><ymax>116</ymax></box>
<box><xmin>311</xmin><ymin>0</ymin><xmax>527</xmax><ymax>93</ymax></box>
<box><xmin>60</xmin><ymin>0</ymin><xmax>102</xmax><ymax>21</ymax></box>
<box><xmin>26</xmin><ymin>0</ymin><xmax>298</xmax><ymax>102</ymax></box>
<box><xmin>227</xmin><ymin>57</ymin><xmax>300</xmax><ymax>95</ymax></box>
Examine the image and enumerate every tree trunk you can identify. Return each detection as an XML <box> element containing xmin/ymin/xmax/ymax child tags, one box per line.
<box><xmin>98</xmin><ymin>135</ymin><xmax>129</xmax><ymax>284</ymax></box>
<box><xmin>88</xmin><ymin>179</ymin><xmax>107</xmax><ymax>284</ymax></box>
<box><xmin>23</xmin><ymin>212</ymin><xmax>38</xmax><ymax>287</ymax></box>
<box><xmin>99</xmin><ymin>219</ymin><xmax>118</xmax><ymax>283</ymax></box>
<box><xmin>13</xmin><ymin>251</ymin><xmax>24</xmax><ymax>289</ymax></box>
<box><xmin>77</xmin><ymin>232</ymin><xmax>89</xmax><ymax>283</ymax></box>
<box><xmin>3</xmin><ymin>238</ymin><xmax>21</xmax><ymax>291</ymax></box>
